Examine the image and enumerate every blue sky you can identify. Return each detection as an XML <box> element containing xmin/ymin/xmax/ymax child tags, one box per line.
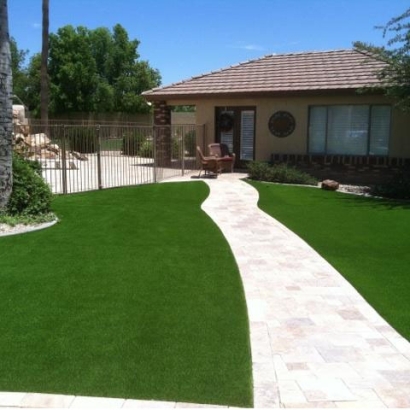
<box><xmin>8</xmin><ymin>0</ymin><xmax>409</xmax><ymax>86</ymax></box>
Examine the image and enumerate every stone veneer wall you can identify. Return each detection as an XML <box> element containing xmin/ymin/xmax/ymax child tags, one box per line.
<box><xmin>153</xmin><ymin>101</ymin><xmax>171</xmax><ymax>167</ymax></box>
<box><xmin>271</xmin><ymin>154</ymin><xmax>410</xmax><ymax>185</ymax></box>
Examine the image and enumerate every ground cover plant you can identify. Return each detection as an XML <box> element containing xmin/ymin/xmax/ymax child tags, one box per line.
<box><xmin>371</xmin><ymin>169</ymin><xmax>410</xmax><ymax>199</ymax></box>
<box><xmin>247</xmin><ymin>161</ymin><xmax>318</xmax><ymax>186</ymax></box>
<box><xmin>248</xmin><ymin>180</ymin><xmax>410</xmax><ymax>340</ymax></box>
<box><xmin>0</xmin><ymin>182</ymin><xmax>252</xmax><ymax>407</ymax></box>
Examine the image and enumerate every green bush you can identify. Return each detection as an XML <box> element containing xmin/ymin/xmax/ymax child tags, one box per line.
<box><xmin>246</xmin><ymin>161</ymin><xmax>272</xmax><ymax>181</ymax></box>
<box><xmin>138</xmin><ymin>140</ymin><xmax>153</xmax><ymax>158</ymax></box>
<box><xmin>7</xmin><ymin>154</ymin><xmax>52</xmax><ymax>216</ymax></box>
<box><xmin>247</xmin><ymin>161</ymin><xmax>318</xmax><ymax>186</ymax></box>
<box><xmin>371</xmin><ymin>169</ymin><xmax>410</xmax><ymax>199</ymax></box>
<box><xmin>122</xmin><ymin>132</ymin><xmax>146</xmax><ymax>156</ymax></box>
<box><xmin>172</xmin><ymin>137</ymin><xmax>182</xmax><ymax>159</ymax></box>
<box><xmin>68</xmin><ymin>127</ymin><xmax>98</xmax><ymax>154</ymax></box>
<box><xmin>184</xmin><ymin>130</ymin><xmax>196</xmax><ymax>156</ymax></box>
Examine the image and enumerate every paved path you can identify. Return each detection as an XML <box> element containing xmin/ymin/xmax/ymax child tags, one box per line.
<box><xmin>1</xmin><ymin>172</ymin><xmax>410</xmax><ymax>408</ymax></box>
<box><xmin>200</xmin><ymin>173</ymin><xmax>410</xmax><ymax>408</ymax></box>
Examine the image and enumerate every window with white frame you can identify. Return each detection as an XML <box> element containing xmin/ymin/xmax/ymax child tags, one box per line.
<box><xmin>308</xmin><ymin>105</ymin><xmax>391</xmax><ymax>156</ymax></box>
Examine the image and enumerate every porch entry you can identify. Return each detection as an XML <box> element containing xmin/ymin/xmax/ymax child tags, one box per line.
<box><xmin>215</xmin><ymin>107</ymin><xmax>255</xmax><ymax>165</ymax></box>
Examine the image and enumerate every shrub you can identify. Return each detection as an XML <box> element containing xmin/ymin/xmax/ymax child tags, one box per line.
<box><xmin>172</xmin><ymin>137</ymin><xmax>182</xmax><ymax>159</ymax></box>
<box><xmin>247</xmin><ymin>161</ymin><xmax>318</xmax><ymax>186</ymax></box>
<box><xmin>371</xmin><ymin>169</ymin><xmax>410</xmax><ymax>199</ymax></box>
<box><xmin>138</xmin><ymin>139</ymin><xmax>154</xmax><ymax>158</ymax></box>
<box><xmin>184</xmin><ymin>130</ymin><xmax>196</xmax><ymax>156</ymax></box>
<box><xmin>246</xmin><ymin>161</ymin><xmax>272</xmax><ymax>181</ymax></box>
<box><xmin>122</xmin><ymin>132</ymin><xmax>146</xmax><ymax>156</ymax></box>
<box><xmin>67</xmin><ymin>127</ymin><xmax>98</xmax><ymax>154</ymax></box>
<box><xmin>7</xmin><ymin>154</ymin><xmax>52</xmax><ymax>216</ymax></box>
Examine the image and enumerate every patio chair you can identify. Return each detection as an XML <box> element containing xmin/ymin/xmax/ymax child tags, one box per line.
<box><xmin>208</xmin><ymin>143</ymin><xmax>236</xmax><ymax>172</ymax></box>
<box><xmin>196</xmin><ymin>146</ymin><xmax>221</xmax><ymax>177</ymax></box>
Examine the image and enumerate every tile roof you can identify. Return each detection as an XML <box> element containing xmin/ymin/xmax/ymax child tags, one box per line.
<box><xmin>143</xmin><ymin>49</ymin><xmax>386</xmax><ymax>100</ymax></box>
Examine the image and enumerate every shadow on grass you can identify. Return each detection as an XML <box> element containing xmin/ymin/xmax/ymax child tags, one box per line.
<box><xmin>248</xmin><ymin>179</ymin><xmax>410</xmax><ymax>341</ymax></box>
<box><xmin>0</xmin><ymin>183</ymin><xmax>253</xmax><ymax>407</ymax></box>
<box><xmin>335</xmin><ymin>191</ymin><xmax>410</xmax><ymax>210</ymax></box>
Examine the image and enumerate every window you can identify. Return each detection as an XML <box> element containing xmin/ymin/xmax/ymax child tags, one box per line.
<box><xmin>240</xmin><ymin>110</ymin><xmax>255</xmax><ymax>160</ymax></box>
<box><xmin>308</xmin><ymin>105</ymin><xmax>391</xmax><ymax>156</ymax></box>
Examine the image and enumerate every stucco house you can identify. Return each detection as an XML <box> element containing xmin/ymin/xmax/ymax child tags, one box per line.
<box><xmin>143</xmin><ymin>49</ymin><xmax>410</xmax><ymax>183</ymax></box>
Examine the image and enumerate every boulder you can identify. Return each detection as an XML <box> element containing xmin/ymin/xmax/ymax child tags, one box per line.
<box><xmin>70</xmin><ymin>151</ymin><xmax>88</xmax><ymax>161</ymax></box>
<box><xmin>12</xmin><ymin>105</ymin><xmax>25</xmax><ymax>123</ymax></box>
<box><xmin>14</xmin><ymin>133</ymin><xmax>26</xmax><ymax>143</ymax></box>
<box><xmin>25</xmin><ymin>133</ymin><xmax>51</xmax><ymax>148</ymax></box>
<box><xmin>14</xmin><ymin>123</ymin><xmax>30</xmax><ymax>136</ymax></box>
<box><xmin>321</xmin><ymin>179</ymin><xmax>339</xmax><ymax>191</ymax></box>
<box><xmin>47</xmin><ymin>144</ymin><xmax>60</xmax><ymax>154</ymax></box>
<box><xmin>40</xmin><ymin>149</ymin><xmax>58</xmax><ymax>160</ymax></box>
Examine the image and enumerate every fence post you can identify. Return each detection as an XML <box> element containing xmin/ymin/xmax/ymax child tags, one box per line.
<box><xmin>96</xmin><ymin>125</ymin><xmax>103</xmax><ymax>190</ymax></box>
<box><xmin>181</xmin><ymin>127</ymin><xmax>185</xmax><ymax>176</ymax></box>
<box><xmin>61</xmin><ymin>125</ymin><xmax>68</xmax><ymax>194</ymax></box>
<box><xmin>153</xmin><ymin>126</ymin><xmax>158</xmax><ymax>183</ymax></box>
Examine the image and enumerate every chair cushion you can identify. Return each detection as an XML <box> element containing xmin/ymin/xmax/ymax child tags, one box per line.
<box><xmin>220</xmin><ymin>144</ymin><xmax>231</xmax><ymax>157</ymax></box>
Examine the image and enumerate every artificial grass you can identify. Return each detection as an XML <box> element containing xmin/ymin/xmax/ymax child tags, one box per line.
<box><xmin>248</xmin><ymin>180</ymin><xmax>410</xmax><ymax>341</ymax></box>
<box><xmin>0</xmin><ymin>182</ymin><xmax>252</xmax><ymax>407</ymax></box>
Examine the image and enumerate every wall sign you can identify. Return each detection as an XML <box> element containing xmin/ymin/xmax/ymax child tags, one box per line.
<box><xmin>219</xmin><ymin>112</ymin><xmax>234</xmax><ymax>132</ymax></box>
<box><xmin>269</xmin><ymin>111</ymin><xmax>295</xmax><ymax>137</ymax></box>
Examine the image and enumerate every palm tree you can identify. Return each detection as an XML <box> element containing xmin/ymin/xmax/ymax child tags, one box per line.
<box><xmin>40</xmin><ymin>0</ymin><xmax>49</xmax><ymax>126</ymax></box>
<box><xmin>0</xmin><ymin>0</ymin><xmax>13</xmax><ymax>209</ymax></box>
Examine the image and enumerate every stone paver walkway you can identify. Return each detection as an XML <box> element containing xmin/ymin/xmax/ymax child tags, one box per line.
<box><xmin>1</xmin><ymin>172</ymin><xmax>410</xmax><ymax>408</ymax></box>
<box><xmin>200</xmin><ymin>173</ymin><xmax>410</xmax><ymax>408</ymax></box>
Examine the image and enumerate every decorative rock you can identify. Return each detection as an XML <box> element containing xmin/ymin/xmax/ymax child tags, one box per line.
<box><xmin>47</xmin><ymin>144</ymin><xmax>60</xmax><ymax>154</ymax></box>
<box><xmin>16</xmin><ymin>124</ymin><xmax>30</xmax><ymax>136</ymax></box>
<box><xmin>321</xmin><ymin>179</ymin><xmax>339</xmax><ymax>191</ymax></box>
<box><xmin>14</xmin><ymin>133</ymin><xmax>26</xmax><ymax>143</ymax></box>
<box><xmin>25</xmin><ymin>133</ymin><xmax>51</xmax><ymax>148</ymax></box>
<box><xmin>70</xmin><ymin>151</ymin><xmax>88</xmax><ymax>161</ymax></box>
<box><xmin>39</xmin><ymin>149</ymin><xmax>58</xmax><ymax>159</ymax></box>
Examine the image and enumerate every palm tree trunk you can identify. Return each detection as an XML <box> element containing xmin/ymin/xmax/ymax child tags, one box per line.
<box><xmin>40</xmin><ymin>0</ymin><xmax>49</xmax><ymax>128</ymax></box>
<box><xmin>0</xmin><ymin>0</ymin><xmax>13</xmax><ymax>210</ymax></box>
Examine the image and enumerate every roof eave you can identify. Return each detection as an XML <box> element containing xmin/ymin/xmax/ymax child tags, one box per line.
<box><xmin>143</xmin><ymin>87</ymin><xmax>384</xmax><ymax>102</ymax></box>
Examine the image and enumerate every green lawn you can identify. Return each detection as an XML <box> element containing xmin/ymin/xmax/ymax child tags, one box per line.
<box><xmin>248</xmin><ymin>180</ymin><xmax>410</xmax><ymax>340</ymax></box>
<box><xmin>0</xmin><ymin>182</ymin><xmax>252</xmax><ymax>407</ymax></box>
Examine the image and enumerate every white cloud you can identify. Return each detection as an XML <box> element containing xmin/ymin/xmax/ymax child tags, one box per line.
<box><xmin>32</xmin><ymin>23</ymin><xmax>41</xmax><ymax>29</ymax></box>
<box><xmin>230</xmin><ymin>42</ymin><xmax>265</xmax><ymax>51</ymax></box>
<box><xmin>242</xmin><ymin>44</ymin><xmax>265</xmax><ymax>51</ymax></box>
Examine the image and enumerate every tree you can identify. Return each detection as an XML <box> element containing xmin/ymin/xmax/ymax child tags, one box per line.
<box><xmin>10</xmin><ymin>38</ymin><xmax>28</xmax><ymax>102</ymax></box>
<box><xmin>23</xmin><ymin>53</ymin><xmax>42</xmax><ymax>117</ymax></box>
<box><xmin>0</xmin><ymin>0</ymin><xmax>13</xmax><ymax>209</ymax></box>
<box><xmin>48</xmin><ymin>25</ymin><xmax>99</xmax><ymax>113</ymax></box>
<box><xmin>40</xmin><ymin>0</ymin><xmax>49</xmax><ymax>124</ymax></box>
<box><xmin>43</xmin><ymin>23</ymin><xmax>161</xmax><ymax>115</ymax></box>
<box><xmin>354</xmin><ymin>8</ymin><xmax>410</xmax><ymax>111</ymax></box>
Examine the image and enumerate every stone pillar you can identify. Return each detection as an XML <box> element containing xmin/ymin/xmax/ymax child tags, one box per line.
<box><xmin>153</xmin><ymin>101</ymin><xmax>171</xmax><ymax>167</ymax></box>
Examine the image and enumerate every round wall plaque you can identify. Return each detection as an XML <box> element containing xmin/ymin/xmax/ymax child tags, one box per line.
<box><xmin>269</xmin><ymin>111</ymin><xmax>295</xmax><ymax>137</ymax></box>
<box><xmin>219</xmin><ymin>113</ymin><xmax>234</xmax><ymax>132</ymax></box>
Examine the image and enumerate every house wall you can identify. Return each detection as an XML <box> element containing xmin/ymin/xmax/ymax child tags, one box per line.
<box><xmin>167</xmin><ymin>94</ymin><xmax>410</xmax><ymax>160</ymax></box>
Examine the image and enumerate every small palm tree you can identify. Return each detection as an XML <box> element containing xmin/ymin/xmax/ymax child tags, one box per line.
<box><xmin>0</xmin><ymin>0</ymin><xmax>13</xmax><ymax>209</ymax></box>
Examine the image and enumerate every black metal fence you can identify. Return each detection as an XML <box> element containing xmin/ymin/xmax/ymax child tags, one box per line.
<box><xmin>13</xmin><ymin>122</ymin><xmax>204</xmax><ymax>194</ymax></box>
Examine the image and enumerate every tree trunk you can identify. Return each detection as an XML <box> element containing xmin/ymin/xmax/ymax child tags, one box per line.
<box><xmin>40</xmin><ymin>0</ymin><xmax>49</xmax><ymax>128</ymax></box>
<box><xmin>0</xmin><ymin>0</ymin><xmax>13</xmax><ymax>210</ymax></box>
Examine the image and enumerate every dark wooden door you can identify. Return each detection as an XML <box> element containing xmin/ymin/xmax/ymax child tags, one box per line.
<box><xmin>215</xmin><ymin>106</ymin><xmax>256</xmax><ymax>166</ymax></box>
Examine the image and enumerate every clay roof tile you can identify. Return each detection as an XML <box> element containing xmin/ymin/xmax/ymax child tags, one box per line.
<box><xmin>143</xmin><ymin>49</ymin><xmax>386</xmax><ymax>100</ymax></box>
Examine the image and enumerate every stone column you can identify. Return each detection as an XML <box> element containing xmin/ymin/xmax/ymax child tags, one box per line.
<box><xmin>153</xmin><ymin>101</ymin><xmax>171</xmax><ymax>167</ymax></box>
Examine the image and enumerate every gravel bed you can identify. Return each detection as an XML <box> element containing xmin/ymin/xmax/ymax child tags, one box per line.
<box><xmin>337</xmin><ymin>184</ymin><xmax>372</xmax><ymax>196</ymax></box>
<box><xmin>0</xmin><ymin>220</ymin><xmax>58</xmax><ymax>237</ymax></box>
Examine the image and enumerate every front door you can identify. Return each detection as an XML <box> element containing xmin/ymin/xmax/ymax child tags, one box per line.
<box><xmin>215</xmin><ymin>106</ymin><xmax>256</xmax><ymax>166</ymax></box>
